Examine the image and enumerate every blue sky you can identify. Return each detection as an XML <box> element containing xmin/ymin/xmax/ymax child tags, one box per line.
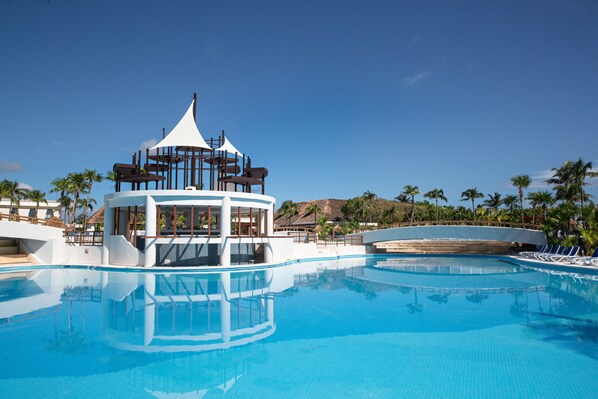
<box><xmin>1</xmin><ymin>0</ymin><xmax>597</xmax><ymax>207</ymax></box>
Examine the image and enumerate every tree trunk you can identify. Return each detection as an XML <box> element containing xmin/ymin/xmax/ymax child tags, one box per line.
<box><xmin>410</xmin><ymin>198</ymin><xmax>415</xmax><ymax>225</ymax></box>
<box><xmin>435</xmin><ymin>198</ymin><xmax>439</xmax><ymax>222</ymax></box>
<box><xmin>471</xmin><ymin>199</ymin><xmax>475</xmax><ymax>220</ymax></box>
<box><xmin>519</xmin><ymin>189</ymin><xmax>524</xmax><ymax>223</ymax></box>
<box><xmin>83</xmin><ymin>184</ymin><xmax>92</xmax><ymax>230</ymax></box>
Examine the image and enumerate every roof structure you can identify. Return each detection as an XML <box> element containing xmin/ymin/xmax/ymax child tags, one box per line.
<box><xmin>215</xmin><ymin>136</ymin><xmax>243</xmax><ymax>157</ymax></box>
<box><xmin>151</xmin><ymin>100</ymin><xmax>212</xmax><ymax>150</ymax></box>
<box><xmin>88</xmin><ymin>205</ymin><xmax>104</xmax><ymax>224</ymax></box>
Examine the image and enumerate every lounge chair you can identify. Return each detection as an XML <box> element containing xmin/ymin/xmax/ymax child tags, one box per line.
<box><xmin>533</xmin><ymin>245</ymin><xmax>562</xmax><ymax>260</ymax></box>
<box><xmin>569</xmin><ymin>248</ymin><xmax>598</xmax><ymax>266</ymax></box>
<box><xmin>520</xmin><ymin>244</ymin><xmax>549</xmax><ymax>258</ymax></box>
<box><xmin>546</xmin><ymin>246</ymin><xmax>580</xmax><ymax>263</ymax></box>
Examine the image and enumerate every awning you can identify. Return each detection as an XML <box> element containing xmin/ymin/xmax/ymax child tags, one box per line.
<box><xmin>151</xmin><ymin>100</ymin><xmax>212</xmax><ymax>150</ymax></box>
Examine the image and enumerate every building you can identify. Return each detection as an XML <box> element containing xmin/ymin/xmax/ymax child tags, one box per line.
<box><xmin>0</xmin><ymin>199</ymin><xmax>62</xmax><ymax>220</ymax></box>
<box><xmin>103</xmin><ymin>95</ymin><xmax>292</xmax><ymax>267</ymax></box>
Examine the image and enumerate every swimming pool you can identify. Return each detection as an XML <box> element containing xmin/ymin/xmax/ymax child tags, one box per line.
<box><xmin>0</xmin><ymin>255</ymin><xmax>596</xmax><ymax>398</ymax></box>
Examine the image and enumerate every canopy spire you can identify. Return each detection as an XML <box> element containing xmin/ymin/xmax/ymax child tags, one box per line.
<box><xmin>215</xmin><ymin>132</ymin><xmax>243</xmax><ymax>157</ymax></box>
<box><xmin>151</xmin><ymin>99</ymin><xmax>212</xmax><ymax>150</ymax></box>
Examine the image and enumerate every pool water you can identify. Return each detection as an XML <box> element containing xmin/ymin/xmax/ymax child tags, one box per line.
<box><xmin>0</xmin><ymin>255</ymin><xmax>597</xmax><ymax>398</ymax></box>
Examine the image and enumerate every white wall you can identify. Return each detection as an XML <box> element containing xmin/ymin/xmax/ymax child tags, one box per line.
<box><xmin>107</xmin><ymin>235</ymin><xmax>142</xmax><ymax>266</ymax></box>
<box><xmin>291</xmin><ymin>243</ymin><xmax>368</xmax><ymax>260</ymax></box>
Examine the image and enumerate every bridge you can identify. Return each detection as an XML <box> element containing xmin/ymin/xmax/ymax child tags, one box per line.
<box><xmin>355</xmin><ymin>224</ymin><xmax>546</xmax><ymax>253</ymax></box>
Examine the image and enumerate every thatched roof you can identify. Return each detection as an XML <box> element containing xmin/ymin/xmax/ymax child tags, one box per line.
<box><xmin>87</xmin><ymin>205</ymin><xmax>104</xmax><ymax>224</ymax></box>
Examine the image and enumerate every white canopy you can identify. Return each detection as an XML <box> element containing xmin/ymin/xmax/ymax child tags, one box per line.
<box><xmin>215</xmin><ymin>136</ymin><xmax>243</xmax><ymax>157</ymax></box>
<box><xmin>151</xmin><ymin>100</ymin><xmax>212</xmax><ymax>150</ymax></box>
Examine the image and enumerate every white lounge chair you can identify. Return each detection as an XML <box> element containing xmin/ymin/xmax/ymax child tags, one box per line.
<box><xmin>569</xmin><ymin>248</ymin><xmax>598</xmax><ymax>266</ymax></box>
<box><xmin>520</xmin><ymin>244</ymin><xmax>550</xmax><ymax>258</ymax></box>
<box><xmin>546</xmin><ymin>246</ymin><xmax>580</xmax><ymax>263</ymax></box>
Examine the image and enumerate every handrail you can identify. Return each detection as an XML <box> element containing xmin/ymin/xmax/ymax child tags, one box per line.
<box><xmin>274</xmin><ymin>219</ymin><xmax>543</xmax><ymax>233</ymax></box>
<box><xmin>64</xmin><ymin>231</ymin><xmax>104</xmax><ymax>246</ymax></box>
<box><xmin>0</xmin><ymin>212</ymin><xmax>67</xmax><ymax>229</ymax></box>
<box><xmin>382</xmin><ymin>220</ymin><xmax>542</xmax><ymax>230</ymax></box>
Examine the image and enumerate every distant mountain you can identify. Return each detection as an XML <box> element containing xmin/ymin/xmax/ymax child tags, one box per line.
<box><xmin>274</xmin><ymin>198</ymin><xmax>413</xmax><ymax>227</ymax></box>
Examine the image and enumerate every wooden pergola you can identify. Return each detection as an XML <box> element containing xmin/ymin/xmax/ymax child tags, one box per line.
<box><xmin>113</xmin><ymin>94</ymin><xmax>268</xmax><ymax>194</ymax></box>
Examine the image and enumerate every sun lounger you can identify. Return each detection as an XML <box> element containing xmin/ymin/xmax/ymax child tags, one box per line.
<box><xmin>521</xmin><ymin>244</ymin><xmax>549</xmax><ymax>258</ymax></box>
<box><xmin>569</xmin><ymin>248</ymin><xmax>598</xmax><ymax>266</ymax></box>
<box><xmin>545</xmin><ymin>246</ymin><xmax>580</xmax><ymax>262</ymax></box>
<box><xmin>533</xmin><ymin>245</ymin><xmax>561</xmax><ymax>260</ymax></box>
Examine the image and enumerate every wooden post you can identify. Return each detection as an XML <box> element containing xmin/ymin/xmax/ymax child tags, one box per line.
<box><xmin>175</xmin><ymin>148</ymin><xmax>179</xmax><ymax>189</ymax></box>
<box><xmin>173</xmin><ymin>205</ymin><xmax>177</xmax><ymax>237</ymax></box>
<box><xmin>126</xmin><ymin>207</ymin><xmax>131</xmax><ymax>243</ymax></box>
<box><xmin>191</xmin><ymin>205</ymin><xmax>194</xmax><ymax>237</ymax></box>
<box><xmin>237</xmin><ymin>207</ymin><xmax>241</xmax><ymax>237</ymax></box>
<box><xmin>157</xmin><ymin>205</ymin><xmax>161</xmax><ymax>238</ymax></box>
<box><xmin>114</xmin><ymin>207</ymin><xmax>119</xmax><ymax>235</ymax></box>
<box><xmin>207</xmin><ymin>205</ymin><xmax>211</xmax><ymax>237</ymax></box>
<box><xmin>167</xmin><ymin>147</ymin><xmax>172</xmax><ymax>189</ymax></box>
<box><xmin>137</xmin><ymin>151</ymin><xmax>142</xmax><ymax>190</ymax></box>
<box><xmin>183</xmin><ymin>148</ymin><xmax>188</xmax><ymax>188</ymax></box>
<box><xmin>145</xmin><ymin>148</ymin><xmax>149</xmax><ymax>190</ymax></box>
<box><xmin>133</xmin><ymin>206</ymin><xmax>138</xmax><ymax>247</ymax></box>
<box><xmin>249</xmin><ymin>207</ymin><xmax>253</xmax><ymax>237</ymax></box>
<box><xmin>258</xmin><ymin>209</ymin><xmax>262</xmax><ymax>237</ymax></box>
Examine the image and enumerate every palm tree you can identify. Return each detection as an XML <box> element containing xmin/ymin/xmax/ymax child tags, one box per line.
<box><xmin>394</xmin><ymin>193</ymin><xmax>409</xmax><ymax>203</ymax></box>
<box><xmin>304</xmin><ymin>203</ymin><xmax>322</xmax><ymax>228</ymax></box>
<box><xmin>526</xmin><ymin>192</ymin><xmax>541</xmax><ymax>225</ymax></box>
<box><xmin>460</xmin><ymin>188</ymin><xmax>484</xmax><ymax>220</ymax></box>
<box><xmin>77</xmin><ymin>198</ymin><xmax>97</xmax><ymax>230</ymax></box>
<box><xmin>483</xmin><ymin>192</ymin><xmax>503</xmax><ymax>211</ymax></box>
<box><xmin>534</xmin><ymin>190</ymin><xmax>554</xmax><ymax>221</ymax></box>
<box><xmin>402</xmin><ymin>185</ymin><xmax>421</xmax><ymax>225</ymax></box>
<box><xmin>81</xmin><ymin>169</ymin><xmax>103</xmax><ymax>229</ymax></box>
<box><xmin>27</xmin><ymin>190</ymin><xmax>48</xmax><ymax>220</ymax></box>
<box><xmin>502</xmin><ymin>194</ymin><xmax>518</xmax><ymax>218</ymax></box>
<box><xmin>277</xmin><ymin>200</ymin><xmax>298</xmax><ymax>228</ymax></box>
<box><xmin>423</xmin><ymin>188</ymin><xmax>447</xmax><ymax>222</ymax></box>
<box><xmin>0</xmin><ymin>180</ymin><xmax>27</xmax><ymax>211</ymax></box>
<box><xmin>50</xmin><ymin>177</ymin><xmax>70</xmax><ymax>222</ymax></box>
<box><xmin>511</xmin><ymin>174</ymin><xmax>531</xmax><ymax>223</ymax></box>
<box><xmin>66</xmin><ymin>173</ymin><xmax>86</xmax><ymax>226</ymax></box>
<box><xmin>362</xmin><ymin>190</ymin><xmax>377</xmax><ymax>223</ymax></box>
<box><xmin>548</xmin><ymin>158</ymin><xmax>596</xmax><ymax>211</ymax></box>
<box><xmin>381</xmin><ymin>206</ymin><xmax>398</xmax><ymax>225</ymax></box>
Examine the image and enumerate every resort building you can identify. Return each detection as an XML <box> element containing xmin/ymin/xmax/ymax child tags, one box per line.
<box><xmin>0</xmin><ymin>199</ymin><xmax>62</xmax><ymax>221</ymax></box>
<box><xmin>103</xmin><ymin>95</ymin><xmax>292</xmax><ymax>267</ymax></box>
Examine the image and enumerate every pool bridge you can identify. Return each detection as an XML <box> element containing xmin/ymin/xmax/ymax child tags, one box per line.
<box><xmin>355</xmin><ymin>224</ymin><xmax>547</xmax><ymax>248</ymax></box>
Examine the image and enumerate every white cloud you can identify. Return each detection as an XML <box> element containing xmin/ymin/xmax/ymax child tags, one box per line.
<box><xmin>528</xmin><ymin>169</ymin><xmax>553</xmax><ymax>189</ymax></box>
<box><xmin>139</xmin><ymin>139</ymin><xmax>159</xmax><ymax>154</ymax></box>
<box><xmin>402</xmin><ymin>71</ymin><xmax>432</xmax><ymax>87</ymax></box>
<box><xmin>17</xmin><ymin>182</ymin><xmax>32</xmax><ymax>191</ymax></box>
<box><xmin>0</xmin><ymin>161</ymin><xmax>23</xmax><ymax>173</ymax></box>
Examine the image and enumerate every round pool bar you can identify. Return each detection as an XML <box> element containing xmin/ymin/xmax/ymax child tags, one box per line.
<box><xmin>103</xmin><ymin>94</ymin><xmax>283</xmax><ymax>267</ymax></box>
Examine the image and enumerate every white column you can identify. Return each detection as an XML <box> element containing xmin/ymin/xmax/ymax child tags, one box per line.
<box><xmin>220</xmin><ymin>196</ymin><xmax>231</xmax><ymax>267</ymax></box>
<box><xmin>143</xmin><ymin>274</ymin><xmax>156</xmax><ymax>346</ymax></box>
<box><xmin>267</xmin><ymin>203</ymin><xmax>274</xmax><ymax>236</ymax></box>
<box><xmin>99</xmin><ymin>272</ymin><xmax>110</xmax><ymax>335</ymax></box>
<box><xmin>145</xmin><ymin>195</ymin><xmax>157</xmax><ymax>268</ymax></box>
<box><xmin>265</xmin><ymin>269</ymin><xmax>274</xmax><ymax>323</ymax></box>
<box><xmin>102</xmin><ymin>204</ymin><xmax>114</xmax><ymax>265</ymax></box>
<box><xmin>260</xmin><ymin>208</ymin><xmax>267</xmax><ymax>236</ymax></box>
<box><xmin>264</xmin><ymin>203</ymin><xmax>275</xmax><ymax>263</ymax></box>
<box><xmin>220</xmin><ymin>272</ymin><xmax>231</xmax><ymax>343</ymax></box>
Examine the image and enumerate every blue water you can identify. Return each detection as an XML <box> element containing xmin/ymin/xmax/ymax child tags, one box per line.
<box><xmin>0</xmin><ymin>255</ymin><xmax>597</xmax><ymax>398</ymax></box>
